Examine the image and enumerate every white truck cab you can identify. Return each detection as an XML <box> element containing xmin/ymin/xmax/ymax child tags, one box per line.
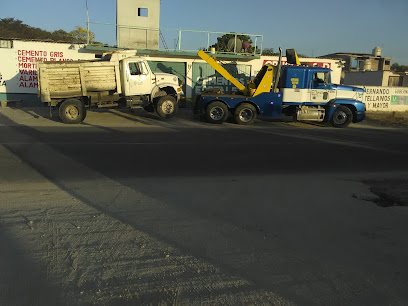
<box><xmin>121</xmin><ymin>57</ymin><xmax>182</xmax><ymax>100</ymax></box>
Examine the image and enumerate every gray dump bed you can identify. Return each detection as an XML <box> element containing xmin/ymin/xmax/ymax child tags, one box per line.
<box><xmin>37</xmin><ymin>60</ymin><xmax>121</xmax><ymax>102</ymax></box>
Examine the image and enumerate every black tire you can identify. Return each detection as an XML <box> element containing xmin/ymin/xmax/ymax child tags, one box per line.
<box><xmin>234</xmin><ymin>103</ymin><xmax>257</xmax><ymax>125</ymax></box>
<box><xmin>205</xmin><ymin>101</ymin><xmax>228</xmax><ymax>124</ymax></box>
<box><xmin>155</xmin><ymin>95</ymin><xmax>177</xmax><ymax>119</ymax></box>
<box><xmin>143</xmin><ymin>104</ymin><xmax>155</xmax><ymax>113</ymax></box>
<box><xmin>330</xmin><ymin>105</ymin><xmax>352</xmax><ymax>128</ymax></box>
<box><xmin>59</xmin><ymin>99</ymin><xmax>86</xmax><ymax>124</ymax></box>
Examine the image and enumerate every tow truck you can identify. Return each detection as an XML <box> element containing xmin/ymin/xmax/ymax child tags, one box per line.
<box><xmin>194</xmin><ymin>48</ymin><xmax>365</xmax><ymax>128</ymax></box>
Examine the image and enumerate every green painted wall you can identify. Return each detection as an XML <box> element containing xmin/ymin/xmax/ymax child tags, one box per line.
<box><xmin>0</xmin><ymin>93</ymin><xmax>42</xmax><ymax>107</ymax></box>
<box><xmin>192</xmin><ymin>62</ymin><xmax>251</xmax><ymax>96</ymax></box>
<box><xmin>148</xmin><ymin>61</ymin><xmax>186</xmax><ymax>93</ymax></box>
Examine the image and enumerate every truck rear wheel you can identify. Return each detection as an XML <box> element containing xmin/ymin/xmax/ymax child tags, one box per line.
<box><xmin>234</xmin><ymin>103</ymin><xmax>257</xmax><ymax>125</ymax></box>
<box><xmin>155</xmin><ymin>95</ymin><xmax>177</xmax><ymax>119</ymax></box>
<box><xmin>330</xmin><ymin>105</ymin><xmax>352</xmax><ymax>128</ymax></box>
<box><xmin>59</xmin><ymin>99</ymin><xmax>86</xmax><ymax>124</ymax></box>
<box><xmin>206</xmin><ymin>101</ymin><xmax>228</xmax><ymax>124</ymax></box>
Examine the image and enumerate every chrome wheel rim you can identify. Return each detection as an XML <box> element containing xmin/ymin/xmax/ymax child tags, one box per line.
<box><xmin>333</xmin><ymin>111</ymin><xmax>347</xmax><ymax>125</ymax></box>
<box><xmin>161</xmin><ymin>100</ymin><xmax>174</xmax><ymax>114</ymax></box>
<box><xmin>210</xmin><ymin>107</ymin><xmax>224</xmax><ymax>121</ymax></box>
<box><xmin>239</xmin><ymin>109</ymin><xmax>253</xmax><ymax>123</ymax></box>
<box><xmin>65</xmin><ymin>105</ymin><xmax>79</xmax><ymax>119</ymax></box>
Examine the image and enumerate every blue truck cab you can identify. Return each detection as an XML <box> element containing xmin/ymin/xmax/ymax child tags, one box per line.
<box><xmin>194</xmin><ymin>64</ymin><xmax>366</xmax><ymax>128</ymax></box>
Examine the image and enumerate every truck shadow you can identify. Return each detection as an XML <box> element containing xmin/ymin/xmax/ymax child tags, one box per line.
<box><xmin>23</xmin><ymin>106</ymin><xmax>179</xmax><ymax>125</ymax></box>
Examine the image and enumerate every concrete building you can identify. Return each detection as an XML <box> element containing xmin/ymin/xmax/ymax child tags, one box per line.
<box><xmin>116</xmin><ymin>0</ymin><xmax>160</xmax><ymax>50</ymax></box>
<box><xmin>318</xmin><ymin>47</ymin><xmax>408</xmax><ymax>87</ymax></box>
<box><xmin>342</xmin><ymin>70</ymin><xmax>403</xmax><ymax>87</ymax></box>
<box><xmin>320</xmin><ymin>47</ymin><xmax>392</xmax><ymax>72</ymax></box>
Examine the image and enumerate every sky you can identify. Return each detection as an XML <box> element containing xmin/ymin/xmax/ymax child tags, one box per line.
<box><xmin>2</xmin><ymin>0</ymin><xmax>408</xmax><ymax>64</ymax></box>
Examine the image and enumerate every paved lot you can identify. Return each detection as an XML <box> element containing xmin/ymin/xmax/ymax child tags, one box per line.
<box><xmin>1</xmin><ymin>107</ymin><xmax>408</xmax><ymax>305</ymax></box>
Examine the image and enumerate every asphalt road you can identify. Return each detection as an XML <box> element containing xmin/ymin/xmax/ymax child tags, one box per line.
<box><xmin>1</xmin><ymin>107</ymin><xmax>408</xmax><ymax>305</ymax></box>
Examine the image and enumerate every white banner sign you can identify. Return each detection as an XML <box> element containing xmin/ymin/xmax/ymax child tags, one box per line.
<box><xmin>0</xmin><ymin>40</ymin><xmax>96</xmax><ymax>94</ymax></box>
<box><xmin>364</xmin><ymin>86</ymin><xmax>408</xmax><ymax>111</ymax></box>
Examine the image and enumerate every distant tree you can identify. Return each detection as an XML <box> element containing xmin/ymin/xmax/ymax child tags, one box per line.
<box><xmin>211</xmin><ymin>33</ymin><xmax>253</xmax><ymax>53</ymax></box>
<box><xmin>0</xmin><ymin>18</ymin><xmax>50</xmax><ymax>40</ymax></box>
<box><xmin>0</xmin><ymin>18</ymin><xmax>99</xmax><ymax>44</ymax></box>
<box><xmin>262</xmin><ymin>48</ymin><xmax>278</xmax><ymax>56</ymax></box>
<box><xmin>51</xmin><ymin>29</ymin><xmax>72</xmax><ymax>41</ymax></box>
<box><xmin>69</xmin><ymin>26</ymin><xmax>95</xmax><ymax>44</ymax></box>
<box><xmin>391</xmin><ymin>63</ymin><xmax>408</xmax><ymax>72</ymax></box>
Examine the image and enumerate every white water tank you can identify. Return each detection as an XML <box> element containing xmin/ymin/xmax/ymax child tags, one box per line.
<box><xmin>363</xmin><ymin>59</ymin><xmax>372</xmax><ymax>71</ymax></box>
<box><xmin>372</xmin><ymin>47</ymin><xmax>382</xmax><ymax>57</ymax></box>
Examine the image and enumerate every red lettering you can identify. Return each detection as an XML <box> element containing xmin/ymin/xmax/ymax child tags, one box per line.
<box><xmin>18</xmin><ymin>70</ymin><xmax>37</xmax><ymax>75</ymax></box>
<box><xmin>50</xmin><ymin>51</ymin><xmax>63</xmax><ymax>57</ymax></box>
<box><xmin>18</xmin><ymin>50</ymin><xmax>47</xmax><ymax>57</ymax></box>
<box><xmin>18</xmin><ymin>82</ymin><xmax>38</xmax><ymax>88</ymax></box>
<box><xmin>18</xmin><ymin>63</ymin><xmax>36</xmax><ymax>69</ymax></box>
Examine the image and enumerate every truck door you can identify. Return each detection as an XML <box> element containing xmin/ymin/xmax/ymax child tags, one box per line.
<box><xmin>127</xmin><ymin>60</ymin><xmax>152</xmax><ymax>96</ymax></box>
<box><xmin>309</xmin><ymin>72</ymin><xmax>332</xmax><ymax>103</ymax></box>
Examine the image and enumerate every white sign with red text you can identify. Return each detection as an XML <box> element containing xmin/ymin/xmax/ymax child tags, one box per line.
<box><xmin>262</xmin><ymin>59</ymin><xmax>331</xmax><ymax>68</ymax></box>
<box><xmin>0</xmin><ymin>40</ymin><xmax>96</xmax><ymax>94</ymax></box>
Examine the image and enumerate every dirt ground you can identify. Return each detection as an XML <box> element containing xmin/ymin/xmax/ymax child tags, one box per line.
<box><xmin>365</xmin><ymin>111</ymin><xmax>408</xmax><ymax>128</ymax></box>
<box><xmin>0</xmin><ymin>108</ymin><xmax>294</xmax><ymax>305</ymax></box>
<box><xmin>0</xmin><ymin>143</ymin><xmax>291</xmax><ymax>305</ymax></box>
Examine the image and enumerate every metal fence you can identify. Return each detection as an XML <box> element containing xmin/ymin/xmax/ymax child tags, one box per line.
<box><xmin>87</xmin><ymin>21</ymin><xmax>263</xmax><ymax>56</ymax></box>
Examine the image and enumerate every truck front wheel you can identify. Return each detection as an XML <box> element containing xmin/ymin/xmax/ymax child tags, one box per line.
<box><xmin>206</xmin><ymin>101</ymin><xmax>228</xmax><ymax>124</ymax></box>
<box><xmin>234</xmin><ymin>103</ymin><xmax>257</xmax><ymax>125</ymax></box>
<box><xmin>155</xmin><ymin>95</ymin><xmax>177</xmax><ymax>119</ymax></box>
<box><xmin>59</xmin><ymin>99</ymin><xmax>86</xmax><ymax>124</ymax></box>
<box><xmin>330</xmin><ymin>105</ymin><xmax>352</xmax><ymax>128</ymax></box>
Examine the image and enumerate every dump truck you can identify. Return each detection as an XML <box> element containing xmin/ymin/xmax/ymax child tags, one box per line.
<box><xmin>194</xmin><ymin>48</ymin><xmax>365</xmax><ymax>128</ymax></box>
<box><xmin>37</xmin><ymin>51</ymin><xmax>183</xmax><ymax>124</ymax></box>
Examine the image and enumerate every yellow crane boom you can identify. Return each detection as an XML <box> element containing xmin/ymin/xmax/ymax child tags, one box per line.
<box><xmin>197</xmin><ymin>50</ymin><xmax>246</xmax><ymax>92</ymax></box>
<box><xmin>198</xmin><ymin>48</ymin><xmax>300</xmax><ymax>97</ymax></box>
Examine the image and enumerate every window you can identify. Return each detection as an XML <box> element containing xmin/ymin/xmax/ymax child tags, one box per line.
<box><xmin>129</xmin><ymin>62</ymin><xmax>147</xmax><ymax>75</ymax></box>
<box><xmin>138</xmin><ymin>8</ymin><xmax>148</xmax><ymax>17</ymax></box>
<box><xmin>388</xmin><ymin>76</ymin><xmax>401</xmax><ymax>87</ymax></box>
<box><xmin>0</xmin><ymin>40</ymin><xmax>13</xmax><ymax>48</ymax></box>
<box><xmin>312</xmin><ymin>72</ymin><xmax>329</xmax><ymax>88</ymax></box>
<box><xmin>313</xmin><ymin>72</ymin><xmax>327</xmax><ymax>83</ymax></box>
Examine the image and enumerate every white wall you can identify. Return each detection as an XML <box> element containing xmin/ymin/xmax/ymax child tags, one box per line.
<box><xmin>256</xmin><ymin>56</ymin><xmax>342</xmax><ymax>84</ymax></box>
<box><xmin>0</xmin><ymin>40</ymin><xmax>96</xmax><ymax>97</ymax></box>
